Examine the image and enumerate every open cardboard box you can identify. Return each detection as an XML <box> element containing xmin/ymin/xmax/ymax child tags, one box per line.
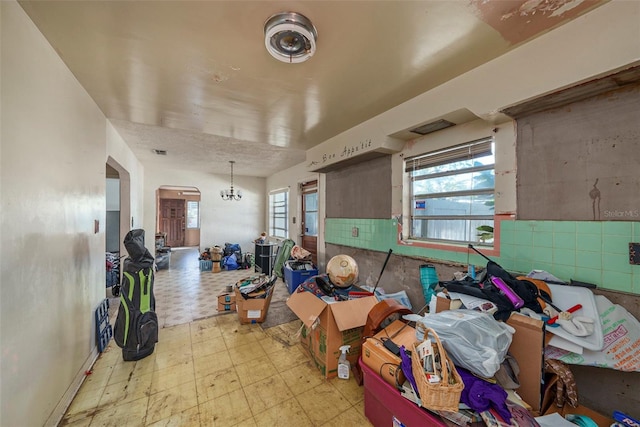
<box><xmin>286</xmin><ymin>290</ymin><xmax>378</xmax><ymax>378</ymax></box>
<box><xmin>235</xmin><ymin>286</ymin><xmax>273</xmax><ymax>324</ymax></box>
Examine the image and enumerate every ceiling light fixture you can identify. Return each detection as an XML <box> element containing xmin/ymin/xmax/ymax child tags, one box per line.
<box><xmin>220</xmin><ymin>161</ymin><xmax>242</xmax><ymax>201</ymax></box>
<box><xmin>264</xmin><ymin>12</ymin><xmax>317</xmax><ymax>64</ymax></box>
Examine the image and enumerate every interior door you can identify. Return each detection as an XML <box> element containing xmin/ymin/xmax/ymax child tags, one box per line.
<box><xmin>301</xmin><ymin>181</ymin><xmax>318</xmax><ymax>265</ymax></box>
<box><xmin>160</xmin><ymin>198</ymin><xmax>185</xmax><ymax>247</ymax></box>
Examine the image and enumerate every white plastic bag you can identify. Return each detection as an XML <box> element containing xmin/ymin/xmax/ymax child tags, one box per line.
<box><xmin>405</xmin><ymin>309</ymin><xmax>514</xmax><ymax>378</ymax></box>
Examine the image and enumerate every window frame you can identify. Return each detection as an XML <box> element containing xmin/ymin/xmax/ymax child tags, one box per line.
<box><xmin>406</xmin><ymin>137</ymin><xmax>495</xmax><ymax>246</ymax></box>
<box><xmin>186</xmin><ymin>200</ymin><xmax>200</xmax><ymax>229</ymax></box>
<box><xmin>269</xmin><ymin>189</ymin><xmax>289</xmax><ymax>239</ymax></box>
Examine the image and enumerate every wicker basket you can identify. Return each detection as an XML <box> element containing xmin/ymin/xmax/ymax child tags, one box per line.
<box><xmin>411</xmin><ymin>326</ymin><xmax>464</xmax><ymax>412</ymax></box>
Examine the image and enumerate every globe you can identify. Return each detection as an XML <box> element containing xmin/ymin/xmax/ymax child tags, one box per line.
<box><xmin>326</xmin><ymin>254</ymin><xmax>359</xmax><ymax>288</ymax></box>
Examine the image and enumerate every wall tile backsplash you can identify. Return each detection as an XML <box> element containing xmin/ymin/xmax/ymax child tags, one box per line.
<box><xmin>325</xmin><ymin>218</ymin><xmax>640</xmax><ymax>294</ymax></box>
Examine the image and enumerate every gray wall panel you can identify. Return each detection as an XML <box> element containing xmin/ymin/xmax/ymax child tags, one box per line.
<box><xmin>326</xmin><ymin>155</ymin><xmax>392</xmax><ymax>219</ymax></box>
<box><xmin>516</xmin><ymin>85</ymin><xmax>640</xmax><ymax>220</ymax></box>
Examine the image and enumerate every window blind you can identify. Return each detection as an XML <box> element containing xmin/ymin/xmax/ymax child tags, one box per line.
<box><xmin>405</xmin><ymin>137</ymin><xmax>493</xmax><ymax>172</ymax></box>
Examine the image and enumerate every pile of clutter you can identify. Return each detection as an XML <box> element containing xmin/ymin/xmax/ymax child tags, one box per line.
<box><xmin>198</xmin><ymin>245</ymin><xmax>223</xmax><ymax>273</ymax></box>
<box><xmin>295</xmin><ymin>254</ymin><xmax>366</xmax><ymax>301</ymax></box>
<box><xmin>283</xmin><ymin>251</ymin><xmax>639</xmax><ymax>427</ymax></box>
<box><xmin>199</xmin><ymin>243</ymin><xmax>253</xmax><ymax>272</ymax></box>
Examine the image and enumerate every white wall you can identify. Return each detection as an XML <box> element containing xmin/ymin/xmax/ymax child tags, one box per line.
<box><xmin>143</xmin><ymin>166</ymin><xmax>265</xmax><ymax>255</ymax></box>
<box><xmin>106</xmin><ymin>120</ymin><xmax>144</xmax><ymax>231</ymax></box>
<box><xmin>266</xmin><ymin>163</ymin><xmax>326</xmax><ymax>267</ymax></box>
<box><xmin>1</xmin><ymin>2</ymin><xmax>108</xmax><ymax>425</ymax></box>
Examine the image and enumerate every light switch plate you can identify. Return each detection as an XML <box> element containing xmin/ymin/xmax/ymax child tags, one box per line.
<box><xmin>352</xmin><ymin>227</ymin><xmax>359</xmax><ymax>237</ymax></box>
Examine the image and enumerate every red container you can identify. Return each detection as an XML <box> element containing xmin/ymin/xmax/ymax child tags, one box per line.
<box><xmin>359</xmin><ymin>358</ymin><xmax>447</xmax><ymax>427</ymax></box>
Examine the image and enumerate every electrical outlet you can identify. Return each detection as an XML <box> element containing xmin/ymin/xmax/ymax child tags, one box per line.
<box><xmin>352</xmin><ymin>227</ymin><xmax>359</xmax><ymax>237</ymax></box>
<box><xmin>630</xmin><ymin>243</ymin><xmax>640</xmax><ymax>265</ymax></box>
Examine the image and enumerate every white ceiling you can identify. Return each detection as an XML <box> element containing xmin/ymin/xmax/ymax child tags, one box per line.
<box><xmin>18</xmin><ymin>0</ymin><xmax>606</xmax><ymax>177</ymax></box>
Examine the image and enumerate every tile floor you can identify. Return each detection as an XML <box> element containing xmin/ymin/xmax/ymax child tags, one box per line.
<box><xmin>61</xmin><ymin>247</ymin><xmax>373</xmax><ymax>426</ymax></box>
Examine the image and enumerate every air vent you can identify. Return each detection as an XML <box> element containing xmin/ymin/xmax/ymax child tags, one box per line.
<box><xmin>410</xmin><ymin>119</ymin><xmax>456</xmax><ymax>136</ymax></box>
<box><xmin>153</xmin><ymin>149</ymin><xmax>167</xmax><ymax>155</ymax></box>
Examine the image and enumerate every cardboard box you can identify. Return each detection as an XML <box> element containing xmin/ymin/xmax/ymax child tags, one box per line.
<box><xmin>217</xmin><ymin>293</ymin><xmax>237</xmax><ymax>312</ymax></box>
<box><xmin>235</xmin><ymin>286</ymin><xmax>273</xmax><ymax>324</ymax></box>
<box><xmin>217</xmin><ymin>302</ymin><xmax>236</xmax><ymax>312</ymax></box>
<box><xmin>217</xmin><ymin>293</ymin><xmax>236</xmax><ymax>305</ymax></box>
<box><xmin>543</xmin><ymin>403</ymin><xmax>612</xmax><ymax>426</ymax></box>
<box><xmin>505</xmin><ymin>312</ymin><xmax>545</xmax><ymax>416</ymax></box>
<box><xmin>361</xmin><ymin>320</ymin><xmax>417</xmax><ymax>387</ymax></box>
<box><xmin>286</xmin><ymin>290</ymin><xmax>378</xmax><ymax>378</ymax></box>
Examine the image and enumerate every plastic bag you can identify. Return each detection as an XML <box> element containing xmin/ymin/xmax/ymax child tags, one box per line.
<box><xmin>222</xmin><ymin>253</ymin><xmax>239</xmax><ymax>270</ymax></box>
<box><xmin>405</xmin><ymin>309</ymin><xmax>514</xmax><ymax>378</ymax></box>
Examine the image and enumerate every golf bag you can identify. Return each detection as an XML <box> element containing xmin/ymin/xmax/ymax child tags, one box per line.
<box><xmin>114</xmin><ymin>229</ymin><xmax>158</xmax><ymax>361</ymax></box>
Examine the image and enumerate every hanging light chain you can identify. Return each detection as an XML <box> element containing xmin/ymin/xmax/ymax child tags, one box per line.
<box><xmin>221</xmin><ymin>160</ymin><xmax>242</xmax><ymax>201</ymax></box>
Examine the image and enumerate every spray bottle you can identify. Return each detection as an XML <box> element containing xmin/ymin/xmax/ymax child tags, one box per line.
<box><xmin>338</xmin><ymin>345</ymin><xmax>351</xmax><ymax>379</ymax></box>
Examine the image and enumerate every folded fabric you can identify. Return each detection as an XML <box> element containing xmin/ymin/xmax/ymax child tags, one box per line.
<box><xmin>458</xmin><ymin>367</ymin><xmax>511</xmax><ymax>424</ymax></box>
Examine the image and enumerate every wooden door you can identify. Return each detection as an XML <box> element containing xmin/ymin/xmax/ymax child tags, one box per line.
<box><xmin>160</xmin><ymin>198</ymin><xmax>185</xmax><ymax>248</ymax></box>
<box><xmin>301</xmin><ymin>181</ymin><xmax>318</xmax><ymax>265</ymax></box>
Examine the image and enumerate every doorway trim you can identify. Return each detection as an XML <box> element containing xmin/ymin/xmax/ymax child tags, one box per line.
<box><xmin>156</xmin><ymin>186</ymin><xmax>202</xmax><ymax>248</ymax></box>
<box><xmin>106</xmin><ymin>156</ymin><xmax>131</xmax><ymax>257</ymax></box>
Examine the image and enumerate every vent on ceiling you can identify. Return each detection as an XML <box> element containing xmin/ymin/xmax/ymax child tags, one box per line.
<box><xmin>153</xmin><ymin>149</ymin><xmax>167</xmax><ymax>155</ymax></box>
<box><xmin>410</xmin><ymin>119</ymin><xmax>456</xmax><ymax>136</ymax></box>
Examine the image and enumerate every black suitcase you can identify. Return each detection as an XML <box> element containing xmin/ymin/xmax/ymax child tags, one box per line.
<box><xmin>114</xmin><ymin>229</ymin><xmax>158</xmax><ymax>361</ymax></box>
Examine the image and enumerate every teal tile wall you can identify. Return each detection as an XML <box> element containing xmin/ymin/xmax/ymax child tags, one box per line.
<box><xmin>324</xmin><ymin>218</ymin><xmax>640</xmax><ymax>294</ymax></box>
<box><xmin>498</xmin><ymin>220</ymin><xmax>639</xmax><ymax>294</ymax></box>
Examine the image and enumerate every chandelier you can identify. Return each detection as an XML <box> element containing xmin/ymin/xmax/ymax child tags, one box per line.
<box><xmin>220</xmin><ymin>160</ymin><xmax>242</xmax><ymax>201</ymax></box>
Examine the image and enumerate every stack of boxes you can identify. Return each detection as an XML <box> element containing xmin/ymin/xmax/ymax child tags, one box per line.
<box><xmin>217</xmin><ymin>292</ymin><xmax>236</xmax><ymax>312</ymax></box>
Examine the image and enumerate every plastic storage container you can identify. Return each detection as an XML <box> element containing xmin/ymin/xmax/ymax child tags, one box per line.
<box><xmin>359</xmin><ymin>358</ymin><xmax>447</xmax><ymax>427</ymax></box>
<box><xmin>199</xmin><ymin>259</ymin><xmax>213</xmax><ymax>271</ymax></box>
<box><xmin>283</xmin><ymin>263</ymin><xmax>318</xmax><ymax>293</ymax></box>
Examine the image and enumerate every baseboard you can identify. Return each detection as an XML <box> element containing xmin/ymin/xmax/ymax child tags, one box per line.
<box><xmin>44</xmin><ymin>346</ymin><xmax>99</xmax><ymax>427</ymax></box>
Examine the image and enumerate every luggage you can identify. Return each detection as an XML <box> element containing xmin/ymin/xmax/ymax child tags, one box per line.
<box><xmin>114</xmin><ymin>229</ymin><xmax>158</xmax><ymax>361</ymax></box>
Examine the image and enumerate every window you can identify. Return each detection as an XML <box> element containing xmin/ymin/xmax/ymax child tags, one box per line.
<box><xmin>406</xmin><ymin>137</ymin><xmax>495</xmax><ymax>245</ymax></box>
<box><xmin>186</xmin><ymin>201</ymin><xmax>200</xmax><ymax>229</ymax></box>
<box><xmin>303</xmin><ymin>189</ymin><xmax>318</xmax><ymax>237</ymax></box>
<box><xmin>269</xmin><ymin>189</ymin><xmax>288</xmax><ymax>238</ymax></box>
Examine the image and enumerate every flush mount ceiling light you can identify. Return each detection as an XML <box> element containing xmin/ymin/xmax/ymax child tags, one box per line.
<box><xmin>264</xmin><ymin>12</ymin><xmax>317</xmax><ymax>64</ymax></box>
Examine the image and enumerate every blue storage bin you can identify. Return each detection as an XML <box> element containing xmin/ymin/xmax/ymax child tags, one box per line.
<box><xmin>284</xmin><ymin>263</ymin><xmax>318</xmax><ymax>294</ymax></box>
<box><xmin>199</xmin><ymin>260</ymin><xmax>213</xmax><ymax>271</ymax></box>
